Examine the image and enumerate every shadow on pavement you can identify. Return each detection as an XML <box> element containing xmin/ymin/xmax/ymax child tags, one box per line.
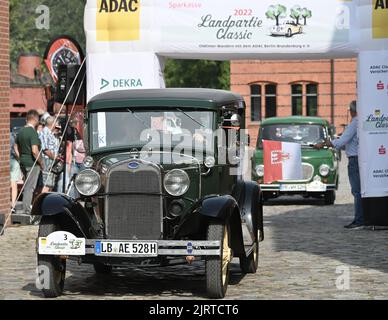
<box><xmin>266</xmin><ymin>201</ymin><xmax>388</xmax><ymax>274</ymax></box>
<box><xmin>23</xmin><ymin>261</ymin><xmax>246</xmax><ymax>299</ymax></box>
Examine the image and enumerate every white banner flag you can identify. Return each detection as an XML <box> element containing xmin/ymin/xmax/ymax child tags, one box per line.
<box><xmin>86</xmin><ymin>52</ymin><xmax>165</xmax><ymax>100</ymax></box>
<box><xmin>358</xmin><ymin>50</ymin><xmax>388</xmax><ymax>198</ymax></box>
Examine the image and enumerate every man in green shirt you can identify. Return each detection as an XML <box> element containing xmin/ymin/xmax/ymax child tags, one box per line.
<box><xmin>15</xmin><ymin>110</ymin><xmax>44</xmax><ymax>214</ymax></box>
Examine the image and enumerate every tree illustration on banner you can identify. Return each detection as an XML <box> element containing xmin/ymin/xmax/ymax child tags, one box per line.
<box><xmin>265</xmin><ymin>4</ymin><xmax>287</xmax><ymax>26</ymax></box>
<box><xmin>290</xmin><ymin>5</ymin><xmax>302</xmax><ymax>25</ymax></box>
<box><xmin>300</xmin><ymin>7</ymin><xmax>312</xmax><ymax>25</ymax></box>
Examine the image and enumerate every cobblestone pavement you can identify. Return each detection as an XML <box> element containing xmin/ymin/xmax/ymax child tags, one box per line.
<box><xmin>1</xmin><ymin>158</ymin><xmax>388</xmax><ymax>300</ymax></box>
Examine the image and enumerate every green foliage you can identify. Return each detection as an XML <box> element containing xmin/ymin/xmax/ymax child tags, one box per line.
<box><xmin>301</xmin><ymin>8</ymin><xmax>312</xmax><ymax>25</ymax></box>
<box><xmin>164</xmin><ymin>60</ymin><xmax>230</xmax><ymax>90</ymax></box>
<box><xmin>265</xmin><ymin>4</ymin><xmax>287</xmax><ymax>26</ymax></box>
<box><xmin>290</xmin><ymin>6</ymin><xmax>302</xmax><ymax>25</ymax></box>
<box><xmin>10</xmin><ymin>0</ymin><xmax>86</xmax><ymax>70</ymax></box>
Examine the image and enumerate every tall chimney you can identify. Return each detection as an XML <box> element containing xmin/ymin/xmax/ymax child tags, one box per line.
<box><xmin>17</xmin><ymin>53</ymin><xmax>42</xmax><ymax>80</ymax></box>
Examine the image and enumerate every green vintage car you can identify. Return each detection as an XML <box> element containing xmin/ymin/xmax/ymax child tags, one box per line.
<box><xmin>33</xmin><ymin>88</ymin><xmax>264</xmax><ymax>299</ymax></box>
<box><xmin>252</xmin><ymin>116</ymin><xmax>340</xmax><ymax>205</ymax></box>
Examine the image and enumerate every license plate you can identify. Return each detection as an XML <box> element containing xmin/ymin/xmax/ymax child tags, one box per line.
<box><xmin>279</xmin><ymin>184</ymin><xmax>306</xmax><ymax>192</ymax></box>
<box><xmin>306</xmin><ymin>181</ymin><xmax>327</xmax><ymax>192</ymax></box>
<box><xmin>95</xmin><ymin>241</ymin><xmax>158</xmax><ymax>257</ymax></box>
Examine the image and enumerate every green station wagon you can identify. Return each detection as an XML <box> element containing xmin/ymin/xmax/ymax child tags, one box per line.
<box><xmin>252</xmin><ymin>116</ymin><xmax>340</xmax><ymax>205</ymax></box>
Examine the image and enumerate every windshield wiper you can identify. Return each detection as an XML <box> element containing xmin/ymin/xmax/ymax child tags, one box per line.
<box><xmin>127</xmin><ymin>108</ymin><xmax>148</xmax><ymax>129</ymax></box>
<box><xmin>176</xmin><ymin>108</ymin><xmax>205</xmax><ymax>128</ymax></box>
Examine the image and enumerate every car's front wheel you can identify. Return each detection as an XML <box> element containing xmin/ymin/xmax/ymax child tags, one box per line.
<box><xmin>324</xmin><ymin>190</ymin><xmax>336</xmax><ymax>205</ymax></box>
<box><xmin>37</xmin><ymin>216</ymin><xmax>66</xmax><ymax>298</ymax></box>
<box><xmin>206</xmin><ymin>221</ymin><xmax>232</xmax><ymax>299</ymax></box>
<box><xmin>286</xmin><ymin>29</ymin><xmax>292</xmax><ymax>37</ymax></box>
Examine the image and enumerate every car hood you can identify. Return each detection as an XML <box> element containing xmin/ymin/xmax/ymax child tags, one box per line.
<box><xmin>253</xmin><ymin>148</ymin><xmax>334</xmax><ymax>161</ymax></box>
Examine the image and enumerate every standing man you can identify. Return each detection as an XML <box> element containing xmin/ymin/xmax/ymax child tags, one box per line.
<box><xmin>15</xmin><ymin>110</ymin><xmax>44</xmax><ymax>214</ymax></box>
<box><xmin>314</xmin><ymin>101</ymin><xmax>364</xmax><ymax>229</ymax></box>
<box><xmin>40</xmin><ymin>116</ymin><xmax>60</xmax><ymax>193</ymax></box>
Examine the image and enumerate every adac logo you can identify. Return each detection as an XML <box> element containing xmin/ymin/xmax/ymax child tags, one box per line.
<box><xmin>271</xmin><ymin>150</ymin><xmax>291</xmax><ymax>164</ymax></box>
<box><xmin>379</xmin><ymin>145</ymin><xmax>386</xmax><ymax>155</ymax></box>
<box><xmin>97</xmin><ymin>0</ymin><xmax>140</xmax><ymax>42</ymax></box>
<box><xmin>373</xmin><ymin>0</ymin><xmax>388</xmax><ymax>39</ymax></box>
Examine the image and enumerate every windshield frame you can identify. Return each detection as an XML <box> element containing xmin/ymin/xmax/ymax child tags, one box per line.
<box><xmin>88</xmin><ymin>108</ymin><xmax>217</xmax><ymax>155</ymax></box>
<box><xmin>257</xmin><ymin>123</ymin><xmax>328</xmax><ymax>149</ymax></box>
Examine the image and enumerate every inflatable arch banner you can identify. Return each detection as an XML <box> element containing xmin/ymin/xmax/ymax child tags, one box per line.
<box><xmin>84</xmin><ymin>0</ymin><xmax>388</xmax><ymax>198</ymax></box>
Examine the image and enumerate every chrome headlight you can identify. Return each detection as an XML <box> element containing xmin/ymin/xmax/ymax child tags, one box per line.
<box><xmin>75</xmin><ymin>169</ymin><xmax>101</xmax><ymax>196</ymax></box>
<box><xmin>255</xmin><ymin>165</ymin><xmax>264</xmax><ymax>177</ymax></box>
<box><xmin>204</xmin><ymin>156</ymin><xmax>216</xmax><ymax>168</ymax></box>
<box><xmin>83</xmin><ymin>156</ymin><xmax>94</xmax><ymax>168</ymax></box>
<box><xmin>164</xmin><ymin>169</ymin><xmax>190</xmax><ymax>197</ymax></box>
<box><xmin>319</xmin><ymin>164</ymin><xmax>330</xmax><ymax>177</ymax></box>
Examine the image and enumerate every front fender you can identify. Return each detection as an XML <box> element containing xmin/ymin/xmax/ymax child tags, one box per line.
<box><xmin>31</xmin><ymin>193</ymin><xmax>93</xmax><ymax>238</ymax></box>
<box><xmin>200</xmin><ymin>195</ymin><xmax>238</xmax><ymax>220</ymax></box>
<box><xmin>240</xmin><ymin>181</ymin><xmax>264</xmax><ymax>242</ymax></box>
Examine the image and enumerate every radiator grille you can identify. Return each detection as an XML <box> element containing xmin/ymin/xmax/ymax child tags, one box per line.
<box><xmin>106</xmin><ymin>163</ymin><xmax>162</xmax><ymax>240</ymax></box>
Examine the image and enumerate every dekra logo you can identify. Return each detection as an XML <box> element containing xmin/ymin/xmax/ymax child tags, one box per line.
<box><xmin>99</xmin><ymin>0</ymin><xmax>139</xmax><ymax>13</ymax></box>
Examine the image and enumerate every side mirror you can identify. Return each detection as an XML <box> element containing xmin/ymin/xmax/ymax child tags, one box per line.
<box><xmin>329</xmin><ymin>125</ymin><xmax>336</xmax><ymax>137</ymax></box>
<box><xmin>230</xmin><ymin>114</ymin><xmax>241</xmax><ymax>127</ymax></box>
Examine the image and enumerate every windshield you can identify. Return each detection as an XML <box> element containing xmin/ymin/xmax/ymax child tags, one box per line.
<box><xmin>259</xmin><ymin>124</ymin><xmax>327</xmax><ymax>147</ymax></box>
<box><xmin>90</xmin><ymin>110</ymin><xmax>215</xmax><ymax>152</ymax></box>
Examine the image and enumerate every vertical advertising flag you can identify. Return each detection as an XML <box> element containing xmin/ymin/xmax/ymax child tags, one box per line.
<box><xmin>358</xmin><ymin>50</ymin><xmax>388</xmax><ymax>198</ymax></box>
<box><xmin>263</xmin><ymin>140</ymin><xmax>303</xmax><ymax>184</ymax></box>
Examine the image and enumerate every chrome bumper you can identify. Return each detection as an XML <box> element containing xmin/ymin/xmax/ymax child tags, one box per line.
<box><xmin>85</xmin><ymin>240</ymin><xmax>221</xmax><ymax>257</ymax></box>
<box><xmin>260</xmin><ymin>184</ymin><xmax>337</xmax><ymax>192</ymax></box>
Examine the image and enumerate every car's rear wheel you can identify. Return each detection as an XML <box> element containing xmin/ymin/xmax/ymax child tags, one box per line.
<box><xmin>37</xmin><ymin>216</ymin><xmax>66</xmax><ymax>298</ymax></box>
<box><xmin>206</xmin><ymin>221</ymin><xmax>232</xmax><ymax>299</ymax></box>
<box><xmin>240</xmin><ymin>240</ymin><xmax>259</xmax><ymax>274</ymax></box>
<box><xmin>324</xmin><ymin>190</ymin><xmax>336</xmax><ymax>205</ymax></box>
<box><xmin>93</xmin><ymin>262</ymin><xmax>113</xmax><ymax>275</ymax></box>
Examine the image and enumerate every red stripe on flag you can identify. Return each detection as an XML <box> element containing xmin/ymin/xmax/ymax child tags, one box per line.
<box><xmin>263</xmin><ymin>140</ymin><xmax>283</xmax><ymax>184</ymax></box>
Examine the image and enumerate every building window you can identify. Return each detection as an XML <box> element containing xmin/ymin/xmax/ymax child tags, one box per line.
<box><xmin>250</xmin><ymin>84</ymin><xmax>261</xmax><ymax>122</ymax></box>
<box><xmin>290</xmin><ymin>82</ymin><xmax>318</xmax><ymax>116</ymax></box>
<box><xmin>291</xmin><ymin>84</ymin><xmax>303</xmax><ymax>116</ymax></box>
<box><xmin>250</xmin><ymin>83</ymin><xmax>277</xmax><ymax>121</ymax></box>
<box><xmin>265</xmin><ymin>84</ymin><xmax>277</xmax><ymax>118</ymax></box>
<box><xmin>306</xmin><ymin>84</ymin><xmax>318</xmax><ymax>116</ymax></box>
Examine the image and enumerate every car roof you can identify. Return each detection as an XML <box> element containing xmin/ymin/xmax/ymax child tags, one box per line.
<box><xmin>261</xmin><ymin>116</ymin><xmax>329</xmax><ymax>126</ymax></box>
<box><xmin>87</xmin><ymin>88</ymin><xmax>244</xmax><ymax>111</ymax></box>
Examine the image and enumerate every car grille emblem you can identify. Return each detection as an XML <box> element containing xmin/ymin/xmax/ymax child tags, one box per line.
<box><xmin>128</xmin><ymin>161</ymin><xmax>140</xmax><ymax>170</ymax></box>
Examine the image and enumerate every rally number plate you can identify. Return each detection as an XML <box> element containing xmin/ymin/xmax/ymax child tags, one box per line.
<box><xmin>279</xmin><ymin>184</ymin><xmax>306</xmax><ymax>192</ymax></box>
<box><xmin>95</xmin><ymin>241</ymin><xmax>158</xmax><ymax>257</ymax></box>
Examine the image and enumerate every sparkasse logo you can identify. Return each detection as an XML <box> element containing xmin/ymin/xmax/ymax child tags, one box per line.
<box><xmin>379</xmin><ymin>145</ymin><xmax>386</xmax><ymax>155</ymax></box>
<box><xmin>377</xmin><ymin>80</ymin><xmax>385</xmax><ymax>90</ymax></box>
<box><xmin>97</xmin><ymin>0</ymin><xmax>140</xmax><ymax>42</ymax></box>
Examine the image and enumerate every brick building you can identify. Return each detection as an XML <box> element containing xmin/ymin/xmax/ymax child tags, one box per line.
<box><xmin>230</xmin><ymin>59</ymin><xmax>357</xmax><ymax>146</ymax></box>
<box><xmin>0</xmin><ymin>0</ymin><xmax>10</xmax><ymax>220</ymax></box>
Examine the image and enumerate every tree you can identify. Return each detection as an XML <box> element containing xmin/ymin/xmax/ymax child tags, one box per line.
<box><xmin>290</xmin><ymin>6</ymin><xmax>303</xmax><ymax>25</ymax></box>
<box><xmin>10</xmin><ymin>0</ymin><xmax>87</xmax><ymax>71</ymax></box>
<box><xmin>265</xmin><ymin>4</ymin><xmax>287</xmax><ymax>26</ymax></box>
<box><xmin>300</xmin><ymin>8</ymin><xmax>312</xmax><ymax>25</ymax></box>
<box><xmin>164</xmin><ymin>60</ymin><xmax>230</xmax><ymax>90</ymax></box>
